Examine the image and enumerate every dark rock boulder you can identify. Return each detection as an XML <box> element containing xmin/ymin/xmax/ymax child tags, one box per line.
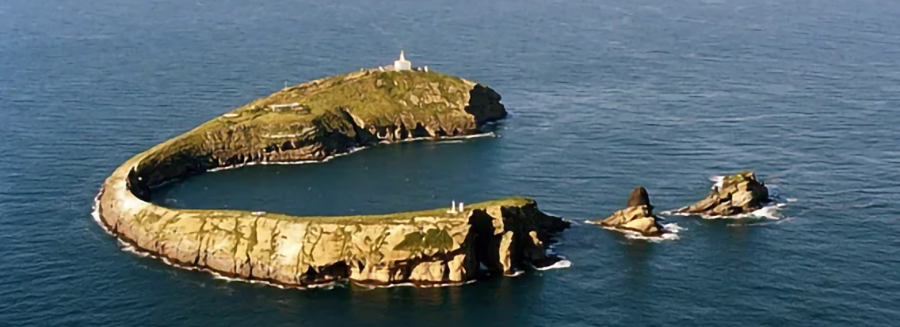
<box><xmin>589</xmin><ymin>186</ymin><xmax>666</xmax><ymax>236</ymax></box>
<box><xmin>673</xmin><ymin>171</ymin><xmax>770</xmax><ymax>217</ymax></box>
<box><xmin>626</xmin><ymin>186</ymin><xmax>653</xmax><ymax>209</ymax></box>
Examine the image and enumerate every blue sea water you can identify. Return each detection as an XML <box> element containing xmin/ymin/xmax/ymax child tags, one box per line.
<box><xmin>2</xmin><ymin>0</ymin><xmax>900</xmax><ymax>325</ymax></box>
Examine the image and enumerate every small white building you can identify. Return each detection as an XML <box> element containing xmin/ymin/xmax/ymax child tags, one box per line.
<box><xmin>393</xmin><ymin>50</ymin><xmax>411</xmax><ymax>71</ymax></box>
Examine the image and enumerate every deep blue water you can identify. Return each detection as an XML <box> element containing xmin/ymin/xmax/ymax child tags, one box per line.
<box><xmin>3</xmin><ymin>0</ymin><xmax>900</xmax><ymax>325</ymax></box>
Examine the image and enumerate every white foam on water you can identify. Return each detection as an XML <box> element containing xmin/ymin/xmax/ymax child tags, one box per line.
<box><xmin>506</xmin><ymin>270</ymin><xmax>525</xmax><ymax>277</ymax></box>
<box><xmin>744</xmin><ymin>203</ymin><xmax>785</xmax><ymax>219</ymax></box>
<box><xmin>118</xmin><ymin>241</ymin><xmax>151</xmax><ymax>257</ymax></box>
<box><xmin>451</xmin><ymin>132</ymin><xmax>497</xmax><ymax>140</ymax></box>
<box><xmin>597</xmin><ymin>222</ymin><xmax>683</xmax><ymax>242</ymax></box>
<box><xmin>385</xmin><ymin>132</ymin><xmax>497</xmax><ymax>144</ymax></box>
<box><xmin>663</xmin><ymin>222</ymin><xmax>685</xmax><ymax>233</ymax></box>
<box><xmin>352</xmin><ymin>279</ymin><xmax>476</xmax><ymax>290</ymax></box>
<box><xmin>207</xmin><ymin>133</ymin><xmax>496</xmax><ymax>173</ymax></box>
<box><xmin>665</xmin><ymin>202</ymin><xmax>787</xmax><ymax>220</ymax></box>
<box><xmin>563</xmin><ymin>218</ymin><xmax>580</xmax><ymax>226</ymax></box>
<box><xmin>534</xmin><ymin>258</ymin><xmax>572</xmax><ymax>271</ymax></box>
<box><xmin>210</xmin><ymin>272</ymin><xmax>342</xmax><ymax>290</ymax></box>
<box><xmin>701</xmin><ymin>189</ymin><xmax>789</xmax><ymax>219</ymax></box>
<box><xmin>206</xmin><ymin>146</ymin><xmax>371</xmax><ymax>172</ymax></box>
<box><xmin>434</xmin><ymin>140</ymin><xmax>465</xmax><ymax>144</ymax></box>
<box><xmin>662</xmin><ymin>179</ymin><xmax>794</xmax><ymax>221</ymax></box>
<box><xmin>91</xmin><ymin>194</ymin><xmax>105</xmax><ymax>230</ymax></box>
<box><xmin>709</xmin><ymin>175</ymin><xmax>725</xmax><ymax>190</ymax></box>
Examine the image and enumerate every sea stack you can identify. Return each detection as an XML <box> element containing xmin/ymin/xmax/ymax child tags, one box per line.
<box><xmin>673</xmin><ymin>171</ymin><xmax>770</xmax><ymax>217</ymax></box>
<box><xmin>589</xmin><ymin>186</ymin><xmax>666</xmax><ymax>236</ymax></box>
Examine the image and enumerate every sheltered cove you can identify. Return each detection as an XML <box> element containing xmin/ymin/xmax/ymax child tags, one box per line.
<box><xmin>95</xmin><ymin>68</ymin><xmax>570</xmax><ymax>288</ymax></box>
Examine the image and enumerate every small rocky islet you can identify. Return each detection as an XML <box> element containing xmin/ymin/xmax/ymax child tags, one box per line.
<box><xmin>673</xmin><ymin>171</ymin><xmax>771</xmax><ymax>217</ymax></box>
<box><xmin>591</xmin><ymin>172</ymin><xmax>773</xmax><ymax>237</ymax></box>
<box><xmin>587</xmin><ymin>186</ymin><xmax>668</xmax><ymax>236</ymax></box>
<box><xmin>96</xmin><ymin>56</ymin><xmax>777</xmax><ymax>288</ymax></box>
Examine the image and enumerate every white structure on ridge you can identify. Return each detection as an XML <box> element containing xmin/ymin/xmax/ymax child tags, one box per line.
<box><xmin>458</xmin><ymin>202</ymin><xmax>464</xmax><ymax>212</ymax></box>
<box><xmin>393</xmin><ymin>50</ymin><xmax>411</xmax><ymax>71</ymax></box>
<box><xmin>447</xmin><ymin>200</ymin><xmax>458</xmax><ymax>214</ymax></box>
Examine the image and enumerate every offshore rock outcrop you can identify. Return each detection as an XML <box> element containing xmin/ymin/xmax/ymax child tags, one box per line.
<box><xmin>588</xmin><ymin>186</ymin><xmax>666</xmax><ymax>236</ymax></box>
<box><xmin>95</xmin><ymin>69</ymin><xmax>568</xmax><ymax>288</ymax></box>
<box><xmin>673</xmin><ymin>171</ymin><xmax>770</xmax><ymax>217</ymax></box>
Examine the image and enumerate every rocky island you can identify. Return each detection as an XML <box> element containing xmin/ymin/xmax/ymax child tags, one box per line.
<box><xmin>588</xmin><ymin>186</ymin><xmax>668</xmax><ymax>236</ymax></box>
<box><xmin>672</xmin><ymin>171</ymin><xmax>770</xmax><ymax>217</ymax></box>
<box><xmin>95</xmin><ymin>64</ymin><xmax>569</xmax><ymax>288</ymax></box>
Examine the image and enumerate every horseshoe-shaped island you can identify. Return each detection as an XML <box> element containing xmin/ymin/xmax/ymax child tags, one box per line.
<box><xmin>95</xmin><ymin>68</ymin><xmax>570</xmax><ymax>288</ymax></box>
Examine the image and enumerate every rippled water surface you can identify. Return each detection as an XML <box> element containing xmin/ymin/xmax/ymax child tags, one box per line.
<box><xmin>3</xmin><ymin>0</ymin><xmax>900</xmax><ymax>325</ymax></box>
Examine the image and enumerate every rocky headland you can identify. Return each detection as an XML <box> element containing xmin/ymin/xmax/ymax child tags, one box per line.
<box><xmin>588</xmin><ymin>186</ymin><xmax>667</xmax><ymax>236</ymax></box>
<box><xmin>672</xmin><ymin>171</ymin><xmax>770</xmax><ymax>217</ymax></box>
<box><xmin>95</xmin><ymin>69</ymin><xmax>569</xmax><ymax>288</ymax></box>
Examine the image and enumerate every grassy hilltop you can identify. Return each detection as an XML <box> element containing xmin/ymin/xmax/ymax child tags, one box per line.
<box><xmin>211</xmin><ymin>70</ymin><xmax>477</xmax><ymax>132</ymax></box>
<box><xmin>130</xmin><ymin>69</ymin><xmax>505</xmax><ymax>188</ymax></box>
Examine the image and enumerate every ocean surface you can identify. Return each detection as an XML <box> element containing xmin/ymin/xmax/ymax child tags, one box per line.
<box><xmin>2</xmin><ymin>0</ymin><xmax>900</xmax><ymax>325</ymax></box>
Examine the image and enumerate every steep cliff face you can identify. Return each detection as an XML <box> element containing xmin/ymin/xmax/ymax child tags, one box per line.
<box><xmin>96</xmin><ymin>69</ymin><xmax>568</xmax><ymax>288</ymax></box>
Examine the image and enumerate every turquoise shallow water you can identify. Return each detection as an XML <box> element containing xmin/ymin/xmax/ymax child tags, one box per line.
<box><xmin>2</xmin><ymin>0</ymin><xmax>900</xmax><ymax>325</ymax></box>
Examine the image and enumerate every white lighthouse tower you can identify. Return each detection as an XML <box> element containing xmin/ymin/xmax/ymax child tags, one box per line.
<box><xmin>393</xmin><ymin>50</ymin><xmax>411</xmax><ymax>71</ymax></box>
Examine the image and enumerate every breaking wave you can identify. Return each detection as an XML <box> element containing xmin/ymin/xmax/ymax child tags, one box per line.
<box><xmin>587</xmin><ymin>220</ymin><xmax>683</xmax><ymax>242</ymax></box>
<box><xmin>534</xmin><ymin>257</ymin><xmax>572</xmax><ymax>271</ymax></box>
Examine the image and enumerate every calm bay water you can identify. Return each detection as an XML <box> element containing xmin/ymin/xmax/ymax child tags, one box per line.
<box><xmin>3</xmin><ymin>0</ymin><xmax>900</xmax><ymax>325</ymax></box>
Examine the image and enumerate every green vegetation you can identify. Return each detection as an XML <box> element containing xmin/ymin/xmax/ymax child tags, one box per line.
<box><xmin>394</xmin><ymin>228</ymin><xmax>455</xmax><ymax>256</ymax></box>
<box><xmin>174</xmin><ymin>197</ymin><xmax>534</xmax><ymax>225</ymax></box>
<box><xmin>214</xmin><ymin>70</ymin><xmax>474</xmax><ymax>130</ymax></box>
<box><xmin>127</xmin><ymin>69</ymin><xmax>484</xmax><ymax>184</ymax></box>
<box><xmin>724</xmin><ymin>171</ymin><xmax>756</xmax><ymax>184</ymax></box>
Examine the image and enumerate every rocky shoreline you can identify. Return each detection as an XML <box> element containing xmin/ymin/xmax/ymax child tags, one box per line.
<box><xmin>95</xmin><ymin>69</ymin><xmax>569</xmax><ymax>288</ymax></box>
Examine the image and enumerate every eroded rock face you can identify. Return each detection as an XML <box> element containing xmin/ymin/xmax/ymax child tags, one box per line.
<box><xmin>96</xmin><ymin>69</ymin><xmax>569</xmax><ymax>288</ymax></box>
<box><xmin>673</xmin><ymin>171</ymin><xmax>770</xmax><ymax>217</ymax></box>
<box><xmin>589</xmin><ymin>186</ymin><xmax>665</xmax><ymax>236</ymax></box>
